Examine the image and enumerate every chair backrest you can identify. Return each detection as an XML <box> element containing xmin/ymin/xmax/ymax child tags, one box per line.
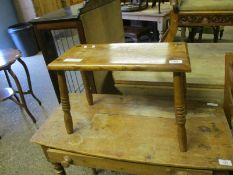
<box><xmin>224</xmin><ymin>52</ymin><xmax>233</xmax><ymax>129</ymax></box>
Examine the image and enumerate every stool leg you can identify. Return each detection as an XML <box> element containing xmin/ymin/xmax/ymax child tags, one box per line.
<box><xmin>174</xmin><ymin>72</ymin><xmax>187</xmax><ymax>152</ymax></box>
<box><xmin>17</xmin><ymin>57</ymin><xmax>42</xmax><ymax>106</ymax></box>
<box><xmin>8</xmin><ymin>67</ymin><xmax>36</xmax><ymax>123</ymax></box>
<box><xmin>4</xmin><ymin>70</ymin><xmax>20</xmax><ymax>103</ymax></box>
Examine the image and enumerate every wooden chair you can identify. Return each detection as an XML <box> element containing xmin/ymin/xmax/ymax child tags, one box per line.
<box><xmin>164</xmin><ymin>0</ymin><xmax>233</xmax><ymax>42</ymax></box>
<box><xmin>224</xmin><ymin>53</ymin><xmax>233</xmax><ymax>129</ymax></box>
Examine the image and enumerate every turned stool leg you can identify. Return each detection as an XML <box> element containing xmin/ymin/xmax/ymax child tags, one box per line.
<box><xmin>17</xmin><ymin>57</ymin><xmax>42</xmax><ymax>106</ymax></box>
<box><xmin>174</xmin><ymin>72</ymin><xmax>187</xmax><ymax>152</ymax></box>
<box><xmin>57</xmin><ymin>71</ymin><xmax>73</xmax><ymax>134</ymax></box>
<box><xmin>52</xmin><ymin>163</ymin><xmax>66</xmax><ymax>175</ymax></box>
<box><xmin>81</xmin><ymin>71</ymin><xmax>93</xmax><ymax>105</ymax></box>
<box><xmin>8</xmin><ymin>67</ymin><xmax>36</xmax><ymax>123</ymax></box>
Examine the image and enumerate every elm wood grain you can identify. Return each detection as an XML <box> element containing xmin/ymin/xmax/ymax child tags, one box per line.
<box><xmin>48</xmin><ymin>43</ymin><xmax>191</xmax><ymax>72</ymax></box>
<box><xmin>224</xmin><ymin>53</ymin><xmax>233</xmax><ymax>129</ymax></box>
<box><xmin>31</xmin><ymin>94</ymin><xmax>233</xmax><ymax>172</ymax></box>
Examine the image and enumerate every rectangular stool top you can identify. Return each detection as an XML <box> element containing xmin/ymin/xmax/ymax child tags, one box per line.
<box><xmin>48</xmin><ymin>43</ymin><xmax>191</xmax><ymax>72</ymax></box>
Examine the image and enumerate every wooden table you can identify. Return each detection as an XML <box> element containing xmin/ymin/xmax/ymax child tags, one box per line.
<box><xmin>121</xmin><ymin>2</ymin><xmax>171</xmax><ymax>40</ymax></box>
<box><xmin>31</xmin><ymin>94</ymin><xmax>233</xmax><ymax>175</ymax></box>
<box><xmin>31</xmin><ymin>43</ymin><xmax>233</xmax><ymax>175</ymax></box>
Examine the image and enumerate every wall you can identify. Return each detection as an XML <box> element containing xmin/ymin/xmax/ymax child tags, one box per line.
<box><xmin>0</xmin><ymin>0</ymin><xmax>18</xmax><ymax>49</ymax></box>
<box><xmin>13</xmin><ymin>0</ymin><xmax>36</xmax><ymax>22</ymax></box>
<box><xmin>32</xmin><ymin>0</ymin><xmax>63</xmax><ymax>16</ymax></box>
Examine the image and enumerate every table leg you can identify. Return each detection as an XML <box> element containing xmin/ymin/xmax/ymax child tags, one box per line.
<box><xmin>173</xmin><ymin>72</ymin><xmax>187</xmax><ymax>152</ymax></box>
<box><xmin>34</xmin><ymin>27</ymin><xmax>60</xmax><ymax>102</ymax></box>
<box><xmin>57</xmin><ymin>71</ymin><xmax>73</xmax><ymax>134</ymax></box>
<box><xmin>8</xmin><ymin>67</ymin><xmax>36</xmax><ymax>123</ymax></box>
<box><xmin>52</xmin><ymin>163</ymin><xmax>66</xmax><ymax>175</ymax></box>
<box><xmin>81</xmin><ymin>71</ymin><xmax>93</xmax><ymax>105</ymax></box>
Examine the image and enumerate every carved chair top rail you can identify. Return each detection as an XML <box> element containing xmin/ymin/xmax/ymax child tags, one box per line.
<box><xmin>48</xmin><ymin>43</ymin><xmax>191</xmax><ymax>72</ymax></box>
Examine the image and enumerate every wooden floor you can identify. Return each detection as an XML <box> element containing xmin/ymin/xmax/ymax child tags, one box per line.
<box><xmin>31</xmin><ymin>93</ymin><xmax>233</xmax><ymax>172</ymax></box>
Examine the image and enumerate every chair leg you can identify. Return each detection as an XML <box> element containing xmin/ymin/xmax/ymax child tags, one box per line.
<box><xmin>213</xmin><ymin>27</ymin><xmax>220</xmax><ymax>43</ymax></box>
<box><xmin>220</xmin><ymin>29</ymin><xmax>224</xmax><ymax>40</ymax></box>
<box><xmin>4</xmin><ymin>70</ymin><xmax>20</xmax><ymax>103</ymax></box>
<box><xmin>17</xmin><ymin>57</ymin><xmax>42</xmax><ymax>106</ymax></box>
<box><xmin>7</xmin><ymin>67</ymin><xmax>36</xmax><ymax>123</ymax></box>
<box><xmin>164</xmin><ymin>12</ymin><xmax>178</xmax><ymax>42</ymax></box>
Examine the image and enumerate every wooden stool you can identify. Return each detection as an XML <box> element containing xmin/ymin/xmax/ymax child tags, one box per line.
<box><xmin>0</xmin><ymin>49</ymin><xmax>41</xmax><ymax>123</ymax></box>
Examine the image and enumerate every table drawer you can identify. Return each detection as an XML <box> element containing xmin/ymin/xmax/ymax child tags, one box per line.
<box><xmin>46</xmin><ymin>149</ymin><xmax>213</xmax><ymax>175</ymax></box>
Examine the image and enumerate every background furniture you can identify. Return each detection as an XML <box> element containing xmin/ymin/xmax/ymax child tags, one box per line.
<box><xmin>152</xmin><ymin>0</ymin><xmax>169</xmax><ymax>13</ymax></box>
<box><xmin>187</xmin><ymin>26</ymin><xmax>224</xmax><ymax>42</ymax></box>
<box><xmin>121</xmin><ymin>2</ymin><xmax>171</xmax><ymax>40</ymax></box>
<box><xmin>165</xmin><ymin>0</ymin><xmax>233</xmax><ymax>42</ymax></box>
<box><xmin>31</xmin><ymin>0</ymin><xmax>125</xmax><ymax>102</ymax></box>
<box><xmin>121</xmin><ymin>0</ymin><xmax>149</xmax><ymax>12</ymax></box>
<box><xmin>0</xmin><ymin>49</ymin><xmax>41</xmax><ymax>123</ymax></box>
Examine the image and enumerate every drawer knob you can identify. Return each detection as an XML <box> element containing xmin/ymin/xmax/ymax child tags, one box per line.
<box><xmin>61</xmin><ymin>156</ymin><xmax>72</xmax><ymax>168</ymax></box>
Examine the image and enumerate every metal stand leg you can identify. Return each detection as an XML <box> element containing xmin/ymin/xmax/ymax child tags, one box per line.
<box><xmin>17</xmin><ymin>57</ymin><xmax>42</xmax><ymax>106</ymax></box>
<box><xmin>4</xmin><ymin>70</ymin><xmax>20</xmax><ymax>103</ymax></box>
<box><xmin>8</xmin><ymin>67</ymin><xmax>36</xmax><ymax>123</ymax></box>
